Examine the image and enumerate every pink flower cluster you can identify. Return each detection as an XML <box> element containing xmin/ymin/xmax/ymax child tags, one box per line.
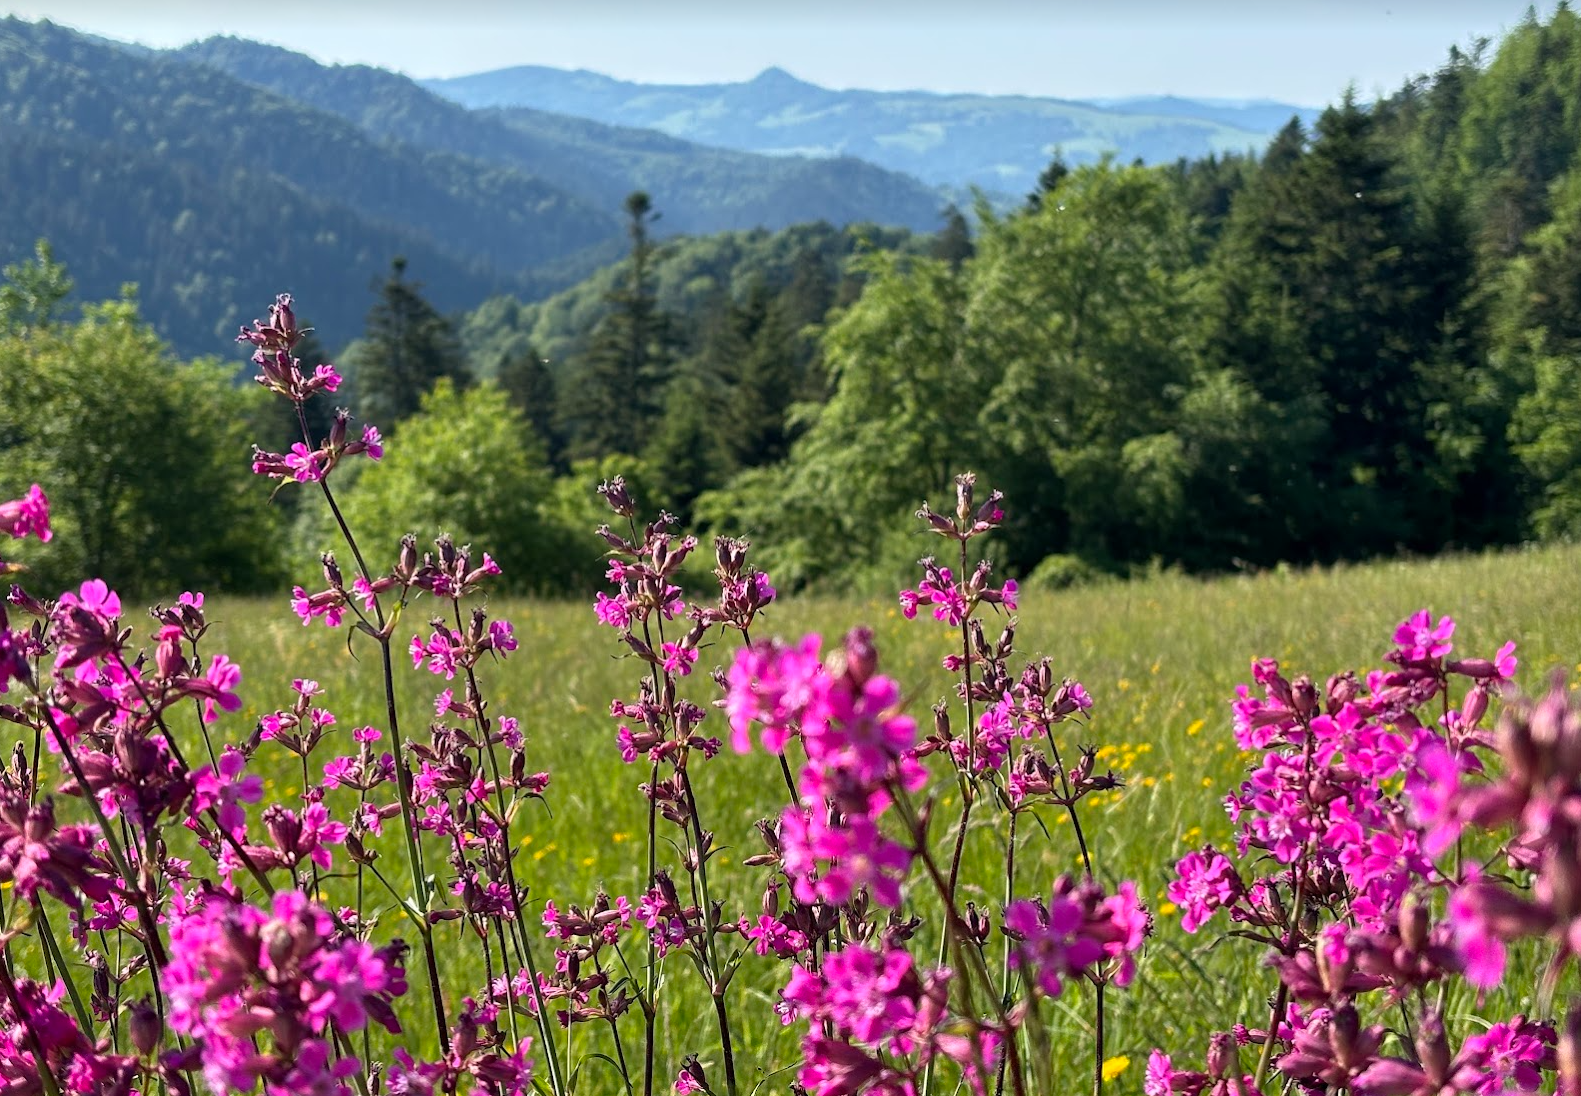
<box><xmin>1</xmin><ymin>484</ymin><xmax>51</xmax><ymax>691</ymax></box>
<box><xmin>1152</xmin><ymin>609</ymin><xmax>1568</xmax><ymax>1096</ymax></box>
<box><xmin>163</xmin><ymin>889</ymin><xmax>406</xmax><ymax>1096</ymax></box>
<box><xmin>898</xmin><ymin>558</ymin><xmax>1017</xmax><ymax>628</ymax></box>
<box><xmin>728</xmin><ymin>630</ymin><xmax>924</xmax><ymax>907</ymax></box>
<box><xmin>252</xmin><ymin>417</ymin><xmax>382</xmax><ymax>484</ymax></box>
<box><xmin>0</xmin><ymin>974</ymin><xmax>138</xmax><ymax>1096</ymax></box>
<box><xmin>782</xmin><ymin>942</ymin><xmax>996</xmax><ymax>1096</ymax></box>
<box><xmin>1003</xmin><ymin>876</ymin><xmax>1150</xmax><ymax>997</ymax></box>
<box><xmin>242</xmin><ymin>297</ymin><xmax>382</xmax><ymax>484</ymax></box>
<box><xmin>0</xmin><ymin>484</ymin><xmax>51</xmax><ymax>543</ymax></box>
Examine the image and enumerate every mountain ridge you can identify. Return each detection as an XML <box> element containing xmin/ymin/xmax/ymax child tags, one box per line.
<box><xmin>172</xmin><ymin>37</ymin><xmax>950</xmax><ymax>236</ymax></box>
<box><xmin>423</xmin><ymin>64</ymin><xmax>1322</xmax><ymax>193</ymax></box>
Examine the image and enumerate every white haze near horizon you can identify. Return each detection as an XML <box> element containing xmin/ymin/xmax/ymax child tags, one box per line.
<box><xmin>0</xmin><ymin>0</ymin><xmax>1555</xmax><ymax>106</ymax></box>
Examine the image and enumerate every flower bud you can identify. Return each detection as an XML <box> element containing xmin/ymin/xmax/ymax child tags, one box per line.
<box><xmin>955</xmin><ymin>472</ymin><xmax>976</xmax><ymax>523</ymax></box>
<box><xmin>917</xmin><ymin>503</ymin><xmax>956</xmax><ymax>537</ymax></box>
<box><xmin>272</xmin><ymin>294</ymin><xmax>298</xmax><ymax>347</ymax></box>
<box><xmin>155</xmin><ymin>626</ymin><xmax>187</xmax><ymax>680</ymax></box>
<box><xmin>329</xmin><ymin>409</ymin><xmax>349</xmax><ymax>451</ymax></box>
<box><xmin>130</xmin><ymin>1000</ymin><xmax>162</xmax><ymax>1056</ymax></box>
<box><xmin>1416</xmin><ymin>1011</ymin><xmax>1451</xmax><ymax>1084</ymax></box>
<box><xmin>1291</xmin><ymin>675</ymin><xmax>1318</xmax><ymax>719</ymax></box>
<box><xmin>933</xmin><ymin>702</ymin><xmax>951</xmax><ymax>741</ymax></box>
<box><xmin>976</xmin><ymin>489</ymin><xmax>1005</xmax><ymax>528</ymax></box>
<box><xmin>679</xmin><ymin>1056</ymin><xmax>709</xmax><ymax>1095</ymax></box>
<box><xmin>962</xmin><ymin>902</ymin><xmax>991</xmax><ymax>946</ymax></box>
<box><xmin>1329</xmin><ymin>1003</ymin><xmax>1361</xmax><ymax>1066</ymax></box>
<box><xmin>1206</xmin><ymin>1031</ymin><xmax>1237</xmax><ymax>1079</ymax></box>
<box><xmin>715</xmin><ymin>536</ymin><xmax>747</xmax><ymax>578</ymax></box>
<box><xmin>1461</xmin><ymin>684</ymin><xmax>1490</xmax><ymax>729</ymax></box>
<box><xmin>842</xmin><ymin>627</ymin><xmax>877</xmax><ymax>686</ymax></box>
<box><xmin>597</xmin><ymin>476</ymin><xmax>636</xmax><ymax>517</ymax></box>
<box><xmin>397</xmin><ymin>534</ymin><xmax>419</xmax><ymax>580</ymax></box>
<box><xmin>1399</xmin><ymin>892</ymin><xmax>1430</xmax><ymax>953</ymax></box>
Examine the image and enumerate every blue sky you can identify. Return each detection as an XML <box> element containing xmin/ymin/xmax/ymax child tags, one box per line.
<box><xmin>2</xmin><ymin>0</ymin><xmax>1551</xmax><ymax>104</ymax></box>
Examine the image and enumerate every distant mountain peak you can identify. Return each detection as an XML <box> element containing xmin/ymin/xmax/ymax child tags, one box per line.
<box><xmin>749</xmin><ymin>65</ymin><xmax>808</xmax><ymax>86</ymax></box>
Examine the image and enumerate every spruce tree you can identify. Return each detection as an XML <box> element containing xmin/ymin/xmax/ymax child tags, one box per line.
<box><xmin>560</xmin><ymin>192</ymin><xmax>676</xmax><ymax>459</ymax></box>
<box><xmin>930</xmin><ymin>205</ymin><xmax>975</xmax><ymax>270</ymax></box>
<box><xmin>356</xmin><ymin>257</ymin><xmax>468</xmax><ymax>427</ymax></box>
<box><xmin>497</xmin><ymin>346</ymin><xmax>561</xmax><ymax>465</ymax></box>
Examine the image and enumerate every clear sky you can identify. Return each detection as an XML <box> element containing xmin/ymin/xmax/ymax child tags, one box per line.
<box><xmin>1</xmin><ymin>0</ymin><xmax>1551</xmax><ymax>105</ymax></box>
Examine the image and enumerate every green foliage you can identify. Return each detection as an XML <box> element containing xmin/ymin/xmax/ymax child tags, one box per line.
<box><xmin>462</xmin><ymin>220</ymin><xmax>919</xmax><ymax>372</ymax></box>
<box><xmin>972</xmin><ymin>161</ymin><xmax>1197</xmax><ymax>567</ymax></box>
<box><xmin>1506</xmin><ymin>167</ymin><xmax>1581</xmax><ymax>537</ymax></box>
<box><xmin>0</xmin><ymin>239</ymin><xmax>72</xmax><ymax>333</ymax></box>
<box><xmin>697</xmin><ymin>251</ymin><xmax>980</xmax><ymax>591</ymax></box>
<box><xmin>334</xmin><ymin>380</ymin><xmax>588</xmax><ymax>593</ymax></box>
<box><xmin>0</xmin><ymin>276</ymin><xmax>285</xmax><ymax>594</ymax></box>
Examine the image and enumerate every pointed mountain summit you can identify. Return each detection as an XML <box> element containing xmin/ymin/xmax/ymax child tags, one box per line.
<box><xmin>748</xmin><ymin>66</ymin><xmax>812</xmax><ymax>89</ymax></box>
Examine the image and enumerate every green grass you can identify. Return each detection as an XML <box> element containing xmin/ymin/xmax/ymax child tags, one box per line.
<box><xmin>34</xmin><ymin>542</ymin><xmax>1581</xmax><ymax>1092</ymax></box>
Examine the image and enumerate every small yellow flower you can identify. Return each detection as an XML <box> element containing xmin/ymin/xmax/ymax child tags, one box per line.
<box><xmin>581</xmin><ymin>857</ymin><xmax>595</xmax><ymax>867</ymax></box>
<box><xmin>1186</xmin><ymin>719</ymin><xmax>1205</xmax><ymax>736</ymax></box>
<box><xmin>1101</xmin><ymin>1056</ymin><xmax>1131</xmax><ymax>1082</ymax></box>
<box><xmin>1158</xmin><ymin>902</ymin><xmax>1177</xmax><ymax>916</ymax></box>
<box><xmin>611</xmin><ymin>833</ymin><xmax>630</xmax><ymax>843</ymax></box>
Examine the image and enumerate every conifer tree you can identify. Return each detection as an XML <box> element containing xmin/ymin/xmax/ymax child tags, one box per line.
<box><xmin>930</xmin><ymin>205</ymin><xmax>975</xmax><ymax>270</ymax></box>
<box><xmin>497</xmin><ymin>345</ymin><xmax>561</xmax><ymax>464</ymax></box>
<box><xmin>560</xmin><ymin>192</ymin><xmax>676</xmax><ymax>459</ymax></box>
<box><xmin>356</xmin><ymin>257</ymin><xmax>468</xmax><ymax>426</ymax></box>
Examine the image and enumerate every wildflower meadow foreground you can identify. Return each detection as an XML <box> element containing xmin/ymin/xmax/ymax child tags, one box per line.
<box><xmin>0</xmin><ymin>295</ymin><xmax>1577</xmax><ymax>1096</ymax></box>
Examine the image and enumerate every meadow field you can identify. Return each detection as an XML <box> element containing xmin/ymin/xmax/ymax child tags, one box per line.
<box><xmin>189</xmin><ymin>540</ymin><xmax>1581</xmax><ymax>1091</ymax></box>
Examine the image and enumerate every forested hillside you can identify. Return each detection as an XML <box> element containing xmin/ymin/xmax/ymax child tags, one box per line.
<box><xmin>172</xmin><ymin>38</ymin><xmax>948</xmax><ymax>237</ymax></box>
<box><xmin>0</xmin><ymin>19</ymin><xmax>948</xmax><ymax>356</ymax></box>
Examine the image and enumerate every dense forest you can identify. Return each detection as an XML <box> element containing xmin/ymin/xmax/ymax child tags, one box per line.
<box><xmin>5</xmin><ymin>7</ymin><xmax>1581</xmax><ymax>598</ymax></box>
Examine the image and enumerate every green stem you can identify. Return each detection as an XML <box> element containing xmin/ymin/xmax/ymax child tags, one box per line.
<box><xmin>34</xmin><ymin>902</ymin><xmax>91</xmax><ymax>1033</ymax></box>
<box><xmin>680</xmin><ymin>769</ymin><xmax>737</xmax><ymax>1096</ymax></box>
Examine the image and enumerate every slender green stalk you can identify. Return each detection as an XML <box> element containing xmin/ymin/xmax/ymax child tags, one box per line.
<box><xmin>680</xmin><ymin>768</ymin><xmax>737</xmax><ymax>1096</ymax></box>
<box><xmin>34</xmin><ymin>901</ymin><xmax>91</xmax><ymax>1032</ymax></box>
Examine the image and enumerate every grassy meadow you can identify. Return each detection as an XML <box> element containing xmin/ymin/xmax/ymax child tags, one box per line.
<box><xmin>176</xmin><ymin>542</ymin><xmax>1581</xmax><ymax>1090</ymax></box>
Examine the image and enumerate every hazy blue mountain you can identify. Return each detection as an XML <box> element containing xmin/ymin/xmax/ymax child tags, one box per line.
<box><xmin>1088</xmin><ymin>96</ymin><xmax>1322</xmax><ymax>133</ymax></box>
<box><xmin>0</xmin><ymin>18</ymin><xmax>624</xmax><ymax>353</ymax></box>
<box><xmin>423</xmin><ymin>65</ymin><xmax>1321</xmax><ymax>194</ymax></box>
<box><xmin>174</xmin><ymin>38</ymin><xmax>950</xmax><ymax>236</ymax></box>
